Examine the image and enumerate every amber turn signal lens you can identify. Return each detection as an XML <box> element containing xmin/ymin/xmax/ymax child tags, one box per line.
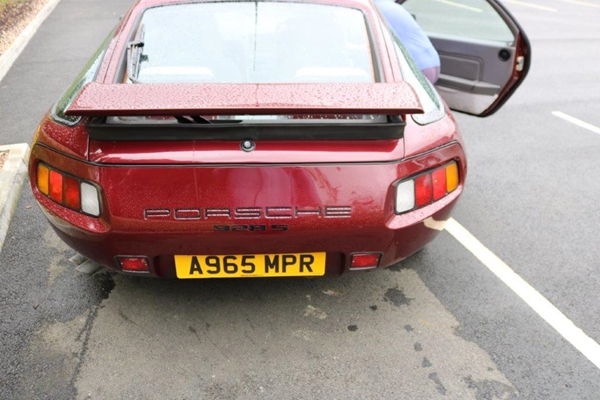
<box><xmin>37</xmin><ymin>164</ymin><xmax>50</xmax><ymax>195</ymax></box>
<box><xmin>446</xmin><ymin>162</ymin><xmax>459</xmax><ymax>193</ymax></box>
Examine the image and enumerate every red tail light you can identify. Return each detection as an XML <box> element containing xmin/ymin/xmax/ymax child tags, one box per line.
<box><xmin>35</xmin><ymin>163</ymin><xmax>101</xmax><ymax>217</ymax></box>
<box><xmin>432</xmin><ymin>168</ymin><xmax>447</xmax><ymax>200</ymax></box>
<box><xmin>415</xmin><ymin>174</ymin><xmax>433</xmax><ymax>207</ymax></box>
<box><xmin>395</xmin><ymin>161</ymin><xmax>460</xmax><ymax>214</ymax></box>
<box><xmin>64</xmin><ymin>176</ymin><xmax>81</xmax><ymax>210</ymax></box>
<box><xmin>49</xmin><ymin>170</ymin><xmax>63</xmax><ymax>202</ymax></box>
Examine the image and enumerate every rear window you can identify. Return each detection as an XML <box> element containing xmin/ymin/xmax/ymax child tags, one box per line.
<box><xmin>132</xmin><ymin>2</ymin><xmax>375</xmax><ymax>84</ymax></box>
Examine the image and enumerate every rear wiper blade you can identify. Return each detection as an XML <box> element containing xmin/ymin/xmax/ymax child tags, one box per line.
<box><xmin>174</xmin><ymin>116</ymin><xmax>211</xmax><ymax>124</ymax></box>
<box><xmin>126</xmin><ymin>25</ymin><xmax>145</xmax><ymax>83</ymax></box>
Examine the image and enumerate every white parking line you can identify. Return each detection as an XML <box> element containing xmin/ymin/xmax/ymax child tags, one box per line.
<box><xmin>505</xmin><ymin>0</ymin><xmax>558</xmax><ymax>12</ymax></box>
<box><xmin>435</xmin><ymin>0</ymin><xmax>483</xmax><ymax>12</ymax></box>
<box><xmin>552</xmin><ymin>111</ymin><xmax>600</xmax><ymax>136</ymax></box>
<box><xmin>553</xmin><ymin>0</ymin><xmax>600</xmax><ymax>9</ymax></box>
<box><xmin>445</xmin><ymin>218</ymin><xmax>600</xmax><ymax>370</ymax></box>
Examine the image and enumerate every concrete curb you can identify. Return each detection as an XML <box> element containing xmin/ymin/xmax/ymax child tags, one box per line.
<box><xmin>0</xmin><ymin>143</ymin><xmax>30</xmax><ymax>251</ymax></box>
<box><xmin>0</xmin><ymin>0</ymin><xmax>63</xmax><ymax>83</ymax></box>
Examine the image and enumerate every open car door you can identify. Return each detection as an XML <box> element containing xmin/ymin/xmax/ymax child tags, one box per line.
<box><xmin>401</xmin><ymin>0</ymin><xmax>531</xmax><ymax>117</ymax></box>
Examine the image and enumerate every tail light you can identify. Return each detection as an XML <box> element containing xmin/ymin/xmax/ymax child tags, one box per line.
<box><xmin>395</xmin><ymin>161</ymin><xmax>459</xmax><ymax>214</ymax></box>
<box><xmin>36</xmin><ymin>163</ymin><xmax>101</xmax><ymax>217</ymax></box>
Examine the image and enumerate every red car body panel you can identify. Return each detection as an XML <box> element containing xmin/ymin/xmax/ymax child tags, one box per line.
<box><xmin>30</xmin><ymin>141</ymin><xmax>464</xmax><ymax>277</ymax></box>
<box><xmin>29</xmin><ymin>0</ymin><xmax>470</xmax><ymax>278</ymax></box>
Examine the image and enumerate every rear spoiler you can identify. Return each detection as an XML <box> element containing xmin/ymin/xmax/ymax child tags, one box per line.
<box><xmin>65</xmin><ymin>82</ymin><xmax>424</xmax><ymax>117</ymax></box>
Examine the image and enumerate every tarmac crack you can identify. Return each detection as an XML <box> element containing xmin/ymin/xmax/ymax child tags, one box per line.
<box><xmin>190</xmin><ymin>320</ymin><xmax>233</xmax><ymax>363</ymax></box>
<box><xmin>68</xmin><ymin>305</ymin><xmax>100</xmax><ymax>393</ymax></box>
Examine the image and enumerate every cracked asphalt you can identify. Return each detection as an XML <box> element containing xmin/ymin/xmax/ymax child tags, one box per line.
<box><xmin>1</xmin><ymin>0</ymin><xmax>600</xmax><ymax>398</ymax></box>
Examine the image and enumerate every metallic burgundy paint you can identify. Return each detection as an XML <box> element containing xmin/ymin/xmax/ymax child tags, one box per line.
<box><xmin>33</xmin><ymin>116</ymin><xmax>89</xmax><ymax>160</ymax></box>
<box><xmin>67</xmin><ymin>82</ymin><xmax>423</xmax><ymax>117</ymax></box>
<box><xmin>29</xmin><ymin>139</ymin><xmax>465</xmax><ymax>276</ymax></box>
<box><xmin>28</xmin><ymin>0</ymin><xmax>469</xmax><ymax>278</ymax></box>
<box><xmin>88</xmin><ymin>138</ymin><xmax>406</xmax><ymax>165</ymax></box>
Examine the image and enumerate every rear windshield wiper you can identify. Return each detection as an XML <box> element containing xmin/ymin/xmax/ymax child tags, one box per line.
<box><xmin>126</xmin><ymin>25</ymin><xmax>145</xmax><ymax>83</ymax></box>
<box><xmin>174</xmin><ymin>116</ymin><xmax>211</xmax><ymax>124</ymax></box>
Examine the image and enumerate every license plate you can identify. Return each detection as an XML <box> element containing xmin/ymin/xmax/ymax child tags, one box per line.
<box><xmin>174</xmin><ymin>253</ymin><xmax>326</xmax><ymax>279</ymax></box>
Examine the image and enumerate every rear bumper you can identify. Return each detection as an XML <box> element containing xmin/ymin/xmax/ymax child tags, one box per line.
<box><xmin>30</xmin><ymin>142</ymin><xmax>465</xmax><ymax>278</ymax></box>
<box><xmin>41</xmin><ymin>200</ymin><xmax>457</xmax><ymax>277</ymax></box>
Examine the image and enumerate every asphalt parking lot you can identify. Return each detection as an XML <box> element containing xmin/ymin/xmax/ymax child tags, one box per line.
<box><xmin>1</xmin><ymin>0</ymin><xmax>599</xmax><ymax>398</ymax></box>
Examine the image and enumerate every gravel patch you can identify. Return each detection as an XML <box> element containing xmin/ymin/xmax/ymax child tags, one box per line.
<box><xmin>0</xmin><ymin>151</ymin><xmax>8</xmax><ymax>170</ymax></box>
<box><xmin>0</xmin><ymin>0</ymin><xmax>50</xmax><ymax>56</ymax></box>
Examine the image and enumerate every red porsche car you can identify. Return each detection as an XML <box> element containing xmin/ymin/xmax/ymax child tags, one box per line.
<box><xmin>29</xmin><ymin>0</ymin><xmax>529</xmax><ymax>278</ymax></box>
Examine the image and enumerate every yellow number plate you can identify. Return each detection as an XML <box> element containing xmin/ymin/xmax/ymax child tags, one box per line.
<box><xmin>174</xmin><ymin>253</ymin><xmax>326</xmax><ymax>279</ymax></box>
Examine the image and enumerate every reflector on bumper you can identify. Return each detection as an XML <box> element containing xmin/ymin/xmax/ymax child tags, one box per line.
<box><xmin>117</xmin><ymin>256</ymin><xmax>151</xmax><ymax>273</ymax></box>
<box><xmin>350</xmin><ymin>253</ymin><xmax>381</xmax><ymax>270</ymax></box>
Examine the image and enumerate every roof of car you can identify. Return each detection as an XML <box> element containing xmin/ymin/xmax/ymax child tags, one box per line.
<box><xmin>133</xmin><ymin>0</ymin><xmax>376</xmax><ymax>11</ymax></box>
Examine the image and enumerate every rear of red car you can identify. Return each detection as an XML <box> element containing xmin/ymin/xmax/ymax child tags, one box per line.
<box><xmin>29</xmin><ymin>0</ymin><xmax>466</xmax><ymax>278</ymax></box>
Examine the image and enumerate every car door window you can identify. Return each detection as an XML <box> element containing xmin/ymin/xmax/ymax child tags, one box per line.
<box><xmin>400</xmin><ymin>0</ymin><xmax>530</xmax><ymax>117</ymax></box>
<box><xmin>402</xmin><ymin>0</ymin><xmax>514</xmax><ymax>44</ymax></box>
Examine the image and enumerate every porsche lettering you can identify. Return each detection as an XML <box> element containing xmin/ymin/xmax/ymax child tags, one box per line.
<box><xmin>143</xmin><ymin>207</ymin><xmax>352</xmax><ymax>220</ymax></box>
